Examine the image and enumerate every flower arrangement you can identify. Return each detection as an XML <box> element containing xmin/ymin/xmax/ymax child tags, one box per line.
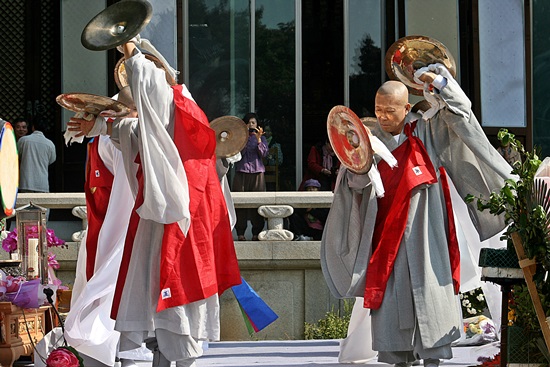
<box><xmin>1</xmin><ymin>227</ymin><xmax>66</xmax><ymax>253</ymax></box>
<box><xmin>477</xmin><ymin>352</ymin><xmax>501</xmax><ymax>367</ymax></box>
<box><xmin>459</xmin><ymin>287</ymin><xmax>488</xmax><ymax>317</ymax></box>
<box><xmin>45</xmin><ymin>346</ymin><xmax>84</xmax><ymax>367</ymax></box>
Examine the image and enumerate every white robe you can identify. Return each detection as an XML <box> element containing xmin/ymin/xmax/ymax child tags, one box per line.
<box><xmin>64</xmin><ymin>135</ymin><xmax>135</xmax><ymax>366</ymax></box>
<box><xmin>111</xmin><ymin>50</ymin><xmax>219</xmax><ymax>362</ymax></box>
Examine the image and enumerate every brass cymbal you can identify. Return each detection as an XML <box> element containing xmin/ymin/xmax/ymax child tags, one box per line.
<box><xmin>114</xmin><ymin>53</ymin><xmax>177</xmax><ymax>90</ymax></box>
<box><xmin>411</xmin><ymin>99</ymin><xmax>432</xmax><ymax>114</ymax></box>
<box><xmin>81</xmin><ymin>0</ymin><xmax>153</xmax><ymax>51</ymax></box>
<box><xmin>385</xmin><ymin>35</ymin><xmax>456</xmax><ymax>95</ymax></box>
<box><xmin>210</xmin><ymin>115</ymin><xmax>248</xmax><ymax>158</ymax></box>
<box><xmin>327</xmin><ymin>106</ymin><xmax>373</xmax><ymax>175</ymax></box>
<box><xmin>56</xmin><ymin>93</ymin><xmax>130</xmax><ymax>117</ymax></box>
<box><xmin>360</xmin><ymin>116</ymin><xmax>377</xmax><ymax>131</ymax></box>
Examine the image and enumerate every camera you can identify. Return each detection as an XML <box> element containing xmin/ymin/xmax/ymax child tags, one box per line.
<box><xmin>249</xmin><ymin>128</ymin><xmax>258</xmax><ymax>133</ymax></box>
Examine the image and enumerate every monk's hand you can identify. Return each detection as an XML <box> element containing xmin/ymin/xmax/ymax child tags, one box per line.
<box><xmin>68</xmin><ymin>112</ymin><xmax>95</xmax><ymax>137</ymax></box>
<box><xmin>416</xmin><ymin>70</ymin><xmax>437</xmax><ymax>84</ymax></box>
<box><xmin>99</xmin><ymin>110</ymin><xmax>118</xmax><ymax>118</ymax></box>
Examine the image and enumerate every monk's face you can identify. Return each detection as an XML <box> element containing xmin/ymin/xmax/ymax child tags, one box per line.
<box><xmin>374</xmin><ymin>92</ymin><xmax>410</xmax><ymax>136</ymax></box>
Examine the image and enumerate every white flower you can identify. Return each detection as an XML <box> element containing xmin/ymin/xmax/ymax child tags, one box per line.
<box><xmin>470</xmin><ymin>308</ymin><xmax>477</xmax><ymax>314</ymax></box>
<box><xmin>459</xmin><ymin>293</ymin><xmax>464</xmax><ymax>299</ymax></box>
<box><xmin>477</xmin><ymin>294</ymin><xmax>485</xmax><ymax>301</ymax></box>
<box><xmin>469</xmin><ymin>290</ymin><xmax>476</xmax><ymax>295</ymax></box>
<box><xmin>462</xmin><ymin>300</ymin><xmax>471</xmax><ymax>307</ymax></box>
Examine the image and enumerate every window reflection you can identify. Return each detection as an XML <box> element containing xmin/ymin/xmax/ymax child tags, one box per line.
<box><xmin>255</xmin><ymin>0</ymin><xmax>296</xmax><ymax>191</ymax></box>
<box><xmin>348</xmin><ymin>0</ymin><xmax>383</xmax><ymax>118</ymax></box>
<box><xmin>188</xmin><ymin>0</ymin><xmax>250</xmax><ymax>120</ymax></box>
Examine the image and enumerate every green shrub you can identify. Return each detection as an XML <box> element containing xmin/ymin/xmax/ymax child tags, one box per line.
<box><xmin>304</xmin><ymin>299</ymin><xmax>353</xmax><ymax>339</ymax></box>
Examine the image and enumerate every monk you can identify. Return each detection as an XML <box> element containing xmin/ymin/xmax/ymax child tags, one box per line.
<box><xmin>321</xmin><ymin>65</ymin><xmax>514</xmax><ymax>367</ymax></box>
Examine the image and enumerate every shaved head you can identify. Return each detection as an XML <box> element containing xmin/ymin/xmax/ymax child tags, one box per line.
<box><xmin>376</xmin><ymin>81</ymin><xmax>409</xmax><ymax>100</ymax></box>
<box><xmin>374</xmin><ymin>81</ymin><xmax>410</xmax><ymax>135</ymax></box>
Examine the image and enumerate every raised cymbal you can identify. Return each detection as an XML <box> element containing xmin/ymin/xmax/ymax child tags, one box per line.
<box><xmin>210</xmin><ymin>115</ymin><xmax>248</xmax><ymax>158</ymax></box>
<box><xmin>114</xmin><ymin>54</ymin><xmax>177</xmax><ymax>90</ymax></box>
<box><xmin>385</xmin><ymin>35</ymin><xmax>456</xmax><ymax>95</ymax></box>
<box><xmin>327</xmin><ymin>106</ymin><xmax>373</xmax><ymax>175</ymax></box>
<box><xmin>81</xmin><ymin>0</ymin><xmax>153</xmax><ymax>51</ymax></box>
<box><xmin>56</xmin><ymin>93</ymin><xmax>130</xmax><ymax>117</ymax></box>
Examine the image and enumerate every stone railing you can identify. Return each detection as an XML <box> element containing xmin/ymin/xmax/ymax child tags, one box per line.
<box><xmin>13</xmin><ymin>191</ymin><xmax>341</xmax><ymax>340</ymax></box>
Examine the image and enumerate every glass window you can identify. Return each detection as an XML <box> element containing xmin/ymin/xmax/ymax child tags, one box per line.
<box><xmin>142</xmin><ymin>0</ymin><xmax>177</xmax><ymax>70</ymax></box>
<box><xmin>404</xmin><ymin>1</ymin><xmax>460</xmax><ymax>105</ymax></box>
<box><xmin>348</xmin><ymin>0</ymin><xmax>383</xmax><ymax>118</ymax></box>
<box><xmin>478</xmin><ymin>0</ymin><xmax>526</xmax><ymax>128</ymax></box>
<box><xmin>187</xmin><ymin>0</ymin><xmax>251</xmax><ymax>120</ymax></box>
<box><xmin>255</xmin><ymin>0</ymin><xmax>296</xmax><ymax>190</ymax></box>
<box><xmin>532</xmin><ymin>0</ymin><xmax>550</xmax><ymax>155</ymax></box>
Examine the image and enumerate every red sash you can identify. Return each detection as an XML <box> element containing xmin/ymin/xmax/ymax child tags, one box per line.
<box><xmin>84</xmin><ymin>138</ymin><xmax>114</xmax><ymax>280</ymax></box>
<box><xmin>363</xmin><ymin>122</ymin><xmax>459</xmax><ymax>309</ymax></box>
<box><xmin>111</xmin><ymin>86</ymin><xmax>241</xmax><ymax>317</ymax></box>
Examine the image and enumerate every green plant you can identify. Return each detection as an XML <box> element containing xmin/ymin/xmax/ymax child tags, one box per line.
<box><xmin>465</xmin><ymin>129</ymin><xmax>550</xmax><ymax>285</ymax></box>
<box><xmin>304</xmin><ymin>300</ymin><xmax>353</xmax><ymax>339</ymax></box>
<box><xmin>466</xmin><ymin>129</ymin><xmax>550</xmax><ymax>363</ymax></box>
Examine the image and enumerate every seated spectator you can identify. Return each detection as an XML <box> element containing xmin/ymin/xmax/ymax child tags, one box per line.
<box><xmin>287</xmin><ymin>179</ymin><xmax>329</xmax><ymax>241</ymax></box>
<box><xmin>299</xmin><ymin>137</ymin><xmax>340</xmax><ymax>191</ymax></box>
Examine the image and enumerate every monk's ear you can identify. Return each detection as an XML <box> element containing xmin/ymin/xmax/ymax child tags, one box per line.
<box><xmin>405</xmin><ymin>103</ymin><xmax>411</xmax><ymax>113</ymax></box>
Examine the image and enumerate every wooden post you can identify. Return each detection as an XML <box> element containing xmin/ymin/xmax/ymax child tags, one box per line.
<box><xmin>510</xmin><ymin>232</ymin><xmax>550</xmax><ymax>353</ymax></box>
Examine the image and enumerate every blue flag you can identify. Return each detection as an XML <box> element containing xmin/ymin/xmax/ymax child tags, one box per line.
<box><xmin>231</xmin><ymin>277</ymin><xmax>278</xmax><ymax>333</ymax></box>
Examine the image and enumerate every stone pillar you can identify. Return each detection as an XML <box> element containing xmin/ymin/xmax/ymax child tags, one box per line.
<box><xmin>71</xmin><ymin>206</ymin><xmax>87</xmax><ymax>242</ymax></box>
<box><xmin>257</xmin><ymin>205</ymin><xmax>294</xmax><ymax>241</ymax></box>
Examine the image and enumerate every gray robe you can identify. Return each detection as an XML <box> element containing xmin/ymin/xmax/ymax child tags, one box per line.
<box><xmin>321</xmin><ymin>80</ymin><xmax>514</xmax><ymax>360</ymax></box>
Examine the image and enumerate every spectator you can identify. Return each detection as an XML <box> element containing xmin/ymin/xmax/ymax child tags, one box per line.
<box><xmin>288</xmin><ymin>178</ymin><xmax>329</xmax><ymax>241</ymax></box>
<box><xmin>232</xmin><ymin>112</ymin><xmax>269</xmax><ymax>241</ymax></box>
<box><xmin>263</xmin><ymin>124</ymin><xmax>283</xmax><ymax>167</ymax></box>
<box><xmin>299</xmin><ymin>137</ymin><xmax>340</xmax><ymax>191</ymax></box>
<box><xmin>17</xmin><ymin>119</ymin><xmax>56</xmax><ymax>193</ymax></box>
<box><xmin>263</xmin><ymin>124</ymin><xmax>283</xmax><ymax>191</ymax></box>
<box><xmin>13</xmin><ymin>118</ymin><xmax>28</xmax><ymax>141</ymax></box>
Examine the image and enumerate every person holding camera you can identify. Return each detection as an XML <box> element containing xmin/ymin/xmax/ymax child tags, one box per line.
<box><xmin>232</xmin><ymin>112</ymin><xmax>269</xmax><ymax>241</ymax></box>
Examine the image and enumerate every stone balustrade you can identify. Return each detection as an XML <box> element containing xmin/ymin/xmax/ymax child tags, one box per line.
<box><xmin>11</xmin><ymin>191</ymin><xmax>343</xmax><ymax>340</ymax></box>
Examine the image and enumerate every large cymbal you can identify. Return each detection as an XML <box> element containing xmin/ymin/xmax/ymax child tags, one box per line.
<box><xmin>56</xmin><ymin>93</ymin><xmax>130</xmax><ymax>117</ymax></box>
<box><xmin>327</xmin><ymin>106</ymin><xmax>373</xmax><ymax>175</ymax></box>
<box><xmin>210</xmin><ymin>116</ymin><xmax>248</xmax><ymax>158</ymax></box>
<box><xmin>114</xmin><ymin>54</ymin><xmax>177</xmax><ymax>90</ymax></box>
<box><xmin>385</xmin><ymin>35</ymin><xmax>456</xmax><ymax>95</ymax></box>
<box><xmin>81</xmin><ymin>0</ymin><xmax>153</xmax><ymax>51</ymax></box>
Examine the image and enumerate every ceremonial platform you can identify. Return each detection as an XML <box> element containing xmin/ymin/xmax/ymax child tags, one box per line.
<box><xmin>132</xmin><ymin>340</ymin><xmax>488</xmax><ymax>367</ymax></box>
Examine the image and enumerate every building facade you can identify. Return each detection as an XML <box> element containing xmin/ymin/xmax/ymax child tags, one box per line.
<box><xmin>0</xmin><ymin>0</ymin><xmax>543</xmax><ymax>192</ymax></box>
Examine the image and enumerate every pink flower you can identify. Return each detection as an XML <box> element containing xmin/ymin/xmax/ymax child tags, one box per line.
<box><xmin>1</xmin><ymin>230</ymin><xmax>17</xmax><ymax>252</ymax></box>
<box><xmin>48</xmin><ymin>253</ymin><xmax>60</xmax><ymax>270</ymax></box>
<box><xmin>1</xmin><ymin>227</ymin><xmax>66</xmax><ymax>254</ymax></box>
<box><xmin>46</xmin><ymin>347</ymin><xmax>82</xmax><ymax>367</ymax></box>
